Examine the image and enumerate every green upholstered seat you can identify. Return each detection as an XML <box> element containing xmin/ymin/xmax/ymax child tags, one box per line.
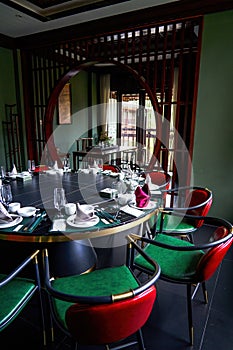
<box><xmin>43</xmin><ymin>239</ymin><xmax>161</xmax><ymax>349</ymax></box>
<box><xmin>0</xmin><ymin>250</ymin><xmax>46</xmax><ymax>346</ymax></box>
<box><xmin>0</xmin><ymin>274</ymin><xmax>36</xmax><ymax>331</ymax></box>
<box><xmin>156</xmin><ymin>187</ymin><xmax>213</xmax><ymax>238</ymax></box>
<box><xmin>156</xmin><ymin>213</ymin><xmax>196</xmax><ymax>234</ymax></box>
<box><xmin>51</xmin><ymin>265</ymin><xmax>139</xmax><ymax>328</ymax></box>
<box><xmin>134</xmin><ymin>234</ymin><xmax>204</xmax><ymax>281</ymax></box>
<box><xmin>132</xmin><ymin>216</ymin><xmax>233</xmax><ymax>345</ymax></box>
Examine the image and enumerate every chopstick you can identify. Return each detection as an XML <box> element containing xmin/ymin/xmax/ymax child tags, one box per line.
<box><xmin>23</xmin><ymin>211</ymin><xmax>47</xmax><ymax>232</ymax></box>
<box><xmin>95</xmin><ymin>208</ymin><xmax>121</xmax><ymax>224</ymax></box>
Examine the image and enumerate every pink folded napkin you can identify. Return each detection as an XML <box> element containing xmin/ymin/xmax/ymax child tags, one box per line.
<box><xmin>134</xmin><ymin>185</ymin><xmax>151</xmax><ymax>208</ymax></box>
<box><xmin>0</xmin><ymin>202</ymin><xmax>13</xmax><ymax>223</ymax></box>
<box><xmin>141</xmin><ymin>183</ymin><xmax>151</xmax><ymax>197</ymax></box>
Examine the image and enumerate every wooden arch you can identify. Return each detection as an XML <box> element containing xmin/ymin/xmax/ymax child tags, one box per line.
<box><xmin>44</xmin><ymin>59</ymin><xmax>162</xmax><ymax>168</ymax></box>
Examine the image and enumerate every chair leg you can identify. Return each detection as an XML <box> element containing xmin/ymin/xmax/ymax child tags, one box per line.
<box><xmin>202</xmin><ymin>282</ymin><xmax>208</xmax><ymax>304</ymax></box>
<box><xmin>187</xmin><ymin>284</ymin><xmax>194</xmax><ymax>345</ymax></box>
<box><xmin>35</xmin><ymin>259</ymin><xmax>47</xmax><ymax>346</ymax></box>
<box><xmin>136</xmin><ymin>329</ymin><xmax>146</xmax><ymax>350</ymax></box>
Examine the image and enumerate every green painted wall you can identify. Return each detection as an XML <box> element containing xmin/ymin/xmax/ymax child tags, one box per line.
<box><xmin>193</xmin><ymin>10</ymin><xmax>233</xmax><ymax>221</ymax></box>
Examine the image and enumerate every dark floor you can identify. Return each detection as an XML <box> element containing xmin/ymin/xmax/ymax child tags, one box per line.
<box><xmin>1</xmin><ymin>225</ymin><xmax>233</xmax><ymax>350</ymax></box>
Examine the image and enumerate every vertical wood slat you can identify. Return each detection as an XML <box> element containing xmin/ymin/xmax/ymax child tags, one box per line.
<box><xmin>137</xmin><ymin>29</ymin><xmax>143</xmax><ymax>77</ymax></box>
<box><xmin>161</xmin><ymin>24</ymin><xmax>176</xmax><ymax>172</ymax></box>
<box><xmin>124</xmin><ymin>32</ymin><xmax>128</xmax><ymax>66</ymax></box>
<box><xmin>153</xmin><ymin>26</ymin><xmax>159</xmax><ymax>111</ymax></box>
<box><xmin>146</xmin><ymin>28</ymin><xmax>152</xmax><ymax>84</ymax></box>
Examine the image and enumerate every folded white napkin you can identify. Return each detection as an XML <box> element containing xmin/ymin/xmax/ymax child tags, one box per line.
<box><xmin>74</xmin><ymin>203</ymin><xmax>96</xmax><ymax>223</ymax></box>
<box><xmin>53</xmin><ymin>161</ymin><xmax>59</xmax><ymax>170</ymax></box>
<box><xmin>121</xmin><ymin>205</ymin><xmax>144</xmax><ymax>218</ymax></box>
<box><xmin>9</xmin><ymin>164</ymin><xmax>18</xmax><ymax>177</ymax></box>
<box><xmin>0</xmin><ymin>202</ymin><xmax>13</xmax><ymax>223</ymax></box>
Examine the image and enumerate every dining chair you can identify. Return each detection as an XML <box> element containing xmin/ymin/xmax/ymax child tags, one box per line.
<box><xmin>145</xmin><ymin>171</ymin><xmax>171</xmax><ymax>191</ymax></box>
<box><xmin>130</xmin><ymin>215</ymin><xmax>233</xmax><ymax>345</ymax></box>
<box><xmin>103</xmin><ymin>164</ymin><xmax>121</xmax><ymax>173</ymax></box>
<box><xmin>142</xmin><ymin>170</ymin><xmax>171</xmax><ymax>206</ymax></box>
<box><xmin>0</xmin><ymin>249</ymin><xmax>46</xmax><ymax>346</ymax></box>
<box><xmin>43</xmin><ymin>236</ymin><xmax>161</xmax><ymax>349</ymax></box>
<box><xmin>156</xmin><ymin>186</ymin><xmax>213</xmax><ymax>242</ymax></box>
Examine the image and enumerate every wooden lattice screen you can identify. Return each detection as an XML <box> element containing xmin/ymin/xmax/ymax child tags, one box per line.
<box><xmin>21</xmin><ymin>16</ymin><xmax>203</xmax><ymax>186</ymax></box>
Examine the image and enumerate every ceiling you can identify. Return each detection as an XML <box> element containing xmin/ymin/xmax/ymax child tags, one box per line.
<box><xmin>0</xmin><ymin>0</ymin><xmax>179</xmax><ymax>38</ymax></box>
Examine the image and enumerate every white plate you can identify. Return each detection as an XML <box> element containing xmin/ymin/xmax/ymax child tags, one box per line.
<box><xmin>66</xmin><ymin>214</ymin><xmax>100</xmax><ymax>228</ymax></box>
<box><xmin>150</xmin><ymin>184</ymin><xmax>159</xmax><ymax>190</ymax></box>
<box><xmin>0</xmin><ymin>214</ymin><xmax>23</xmax><ymax>228</ymax></box>
<box><xmin>17</xmin><ymin>206</ymin><xmax>37</xmax><ymax>217</ymax></box>
<box><xmin>129</xmin><ymin>200</ymin><xmax>158</xmax><ymax>210</ymax></box>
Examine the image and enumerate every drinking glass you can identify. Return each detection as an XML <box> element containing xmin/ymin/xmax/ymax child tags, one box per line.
<box><xmin>54</xmin><ymin>188</ymin><xmax>66</xmax><ymax>218</ymax></box>
<box><xmin>1</xmin><ymin>184</ymin><xmax>13</xmax><ymax>211</ymax></box>
<box><xmin>0</xmin><ymin>166</ymin><xmax>5</xmax><ymax>180</ymax></box>
<box><xmin>28</xmin><ymin>160</ymin><xmax>35</xmax><ymax>173</ymax></box>
<box><xmin>110</xmin><ymin>179</ymin><xmax>125</xmax><ymax>218</ymax></box>
<box><xmin>63</xmin><ymin>157</ymin><xmax>70</xmax><ymax>172</ymax></box>
<box><xmin>96</xmin><ymin>158</ymin><xmax>103</xmax><ymax>172</ymax></box>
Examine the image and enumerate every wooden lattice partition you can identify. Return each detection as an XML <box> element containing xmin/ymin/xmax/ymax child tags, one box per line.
<box><xmin>21</xmin><ymin>16</ymin><xmax>203</xmax><ymax>186</ymax></box>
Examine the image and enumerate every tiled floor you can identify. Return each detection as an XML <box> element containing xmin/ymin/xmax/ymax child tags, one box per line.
<box><xmin>1</xmin><ymin>224</ymin><xmax>233</xmax><ymax>350</ymax></box>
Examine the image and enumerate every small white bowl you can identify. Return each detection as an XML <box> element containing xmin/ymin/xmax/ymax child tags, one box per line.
<box><xmin>17</xmin><ymin>206</ymin><xmax>37</xmax><ymax>217</ymax></box>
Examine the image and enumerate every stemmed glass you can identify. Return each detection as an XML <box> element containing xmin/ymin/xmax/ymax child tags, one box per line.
<box><xmin>1</xmin><ymin>184</ymin><xmax>13</xmax><ymax>211</ymax></box>
<box><xmin>111</xmin><ymin>178</ymin><xmax>125</xmax><ymax>218</ymax></box>
<box><xmin>54</xmin><ymin>188</ymin><xmax>66</xmax><ymax>218</ymax></box>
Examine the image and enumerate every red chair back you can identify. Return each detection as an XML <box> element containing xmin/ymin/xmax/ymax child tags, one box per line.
<box><xmin>148</xmin><ymin>171</ymin><xmax>171</xmax><ymax>203</ymax></box>
<box><xmin>65</xmin><ymin>285</ymin><xmax>156</xmax><ymax>346</ymax></box>
<box><xmin>185</xmin><ymin>188</ymin><xmax>213</xmax><ymax>227</ymax></box>
<box><xmin>103</xmin><ymin>164</ymin><xmax>121</xmax><ymax>173</ymax></box>
<box><xmin>196</xmin><ymin>226</ymin><xmax>233</xmax><ymax>282</ymax></box>
<box><xmin>149</xmin><ymin>171</ymin><xmax>171</xmax><ymax>190</ymax></box>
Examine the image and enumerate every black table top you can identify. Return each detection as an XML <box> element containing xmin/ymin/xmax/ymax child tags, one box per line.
<box><xmin>0</xmin><ymin>172</ymin><xmax>158</xmax><ymax>243</ymax></box>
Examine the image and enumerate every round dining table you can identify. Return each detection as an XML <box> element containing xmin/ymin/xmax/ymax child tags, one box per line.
<box><xmin>0</xmin><ymin>171</ymin><xmax>159</xmax><ymax>276</ymax></box>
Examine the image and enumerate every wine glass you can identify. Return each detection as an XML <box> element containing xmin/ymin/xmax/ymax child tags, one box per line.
<box><xmin>110</xmin><ymin>178</ymin><xmax>125</xmax><ymax>218</ymax></box>
<box><xmin>1</xmin><ymin>184</ymin><xmax>13</xmax><ymax>211</ymax></box>
<box><xmin>63</xmin><ymin>156</ymin><xmax>70</xmax><ymax>172</ymax></box>
<box><xmin>54</xmin><ymin>188</ymin><xmax>66</xmax><ymax>218</ymax></box>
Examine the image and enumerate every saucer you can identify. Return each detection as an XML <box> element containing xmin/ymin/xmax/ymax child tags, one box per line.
<box><xmin>17</xmin><ymin>206</ymin><xmax>37</xmax><ymax>217</ymax></box>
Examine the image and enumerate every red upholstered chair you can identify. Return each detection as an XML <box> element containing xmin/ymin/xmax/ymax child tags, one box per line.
<box><xmin>43</xmin><ymin>236</ymin><xmax>161</xmax><ymax>349</ymax></box>
<box><xmin>156</xmin><ymin>186</ymin><xmax>213</xmax><ymax>242</ymax></box>
<box><xmin>131</xmin><ymin>215</ymin><xmax>233</xmax><ymax>345</ymax></box>
<box><xmin>147</xmin><ymin>171</ymin><xmax>171</xmax><ymax>191</ymax></box>
<box><xmin>103</xmin><ymin>164</ymin><xmax>121</xmax><ymax>173</ymax></box>
<box><xmin>142</xmin><ymin>171</ymin><xmax>171</xmax><ymax>206</ymax></box>
<box><xmin>66</xmin><ymin>286</ymin><xmax>156</xmax><ymax>348</ymax></box>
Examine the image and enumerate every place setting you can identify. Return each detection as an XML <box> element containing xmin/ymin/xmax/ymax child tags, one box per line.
<box><xmin>66</xmin><ymin>203</ymin><xmax>100</xmax><ymax>228</ymax></box>
<box><xmin>51</xmin><ymin>188</ymin><xmax>101</xmax><ymax>231</ymax></box>
<box><xmin>0</xmin><ymin>201</ymin><xmax>47</xmax><ymax>233</ymax></box>
<box><xmin>0</xmin><ymin>184</ymin><xmax>24</xmax><ymax>229</ymax></box>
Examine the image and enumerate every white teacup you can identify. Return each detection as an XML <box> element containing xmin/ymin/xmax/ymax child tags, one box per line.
<box><xmin>9</xmin><ymin>202</ymin><xmax>21</xmax><ymax>213</ymax></box>
<box><xmin>64</xmin><ymin>203</ymin><xmax>76</xmax><ymax>216</ymax></box>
